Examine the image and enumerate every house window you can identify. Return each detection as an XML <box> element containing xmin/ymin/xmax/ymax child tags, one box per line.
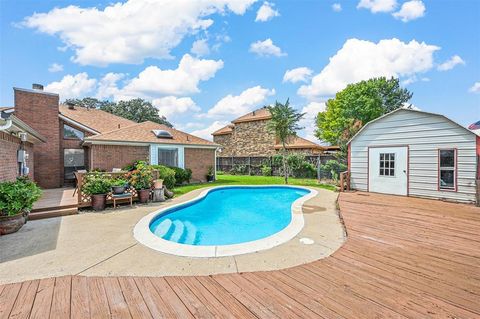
<box><xmin>64</xmin><ymin>149</ymin><xmax>85</xmax><ymax>180</ymax></box>
<box><xmin>158</xmin><ymin>149</ymin><xmax>178</xmax><ymax>167</ymax></box>
<box><xmin>64</xmin><ymin>124</ymin><xmax>84</xmax><ymax>140</ymax></box>
<box><xmin>379</xmin><ymin>153</ymin><xmax>395</xmax><ymax>176</ymax></box>
<box><xmin>439</xmin><ymin>149</ymin><xmax>456</xmax><ymax>190</ymax></box>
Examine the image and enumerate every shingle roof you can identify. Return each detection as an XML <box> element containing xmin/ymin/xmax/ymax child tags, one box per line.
<box><xmin>274</xmin><ymin>136</ymin><xmax>325</xmax><ymax>150</ymax></box>
<box><xmin>232</xmin><ymin>107</ymin><xmax>271</xmax><ymax>123</ymax></box>
<box><xmin>212</xmin><ymin>124</ymin><xmax>234</xmax><ymax>136</ymax></box>
<box><xmin>59</xmin><ymin>105</ymin><xmax>136</xmax><ymax>134</ymax></box>
<box><xmin>85</xmin><ymin>121</ymin><xmax>218</xmax><ymax>147</ymax></box>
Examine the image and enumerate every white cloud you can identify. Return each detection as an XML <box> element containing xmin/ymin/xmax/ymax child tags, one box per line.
<box><xmin>191</xmin><ymin>39</ymin><xmax>210</xmax><ymax>57</ymax></box>
<box><xmin>437</xmin><ymin>55</ymin><xmax>465</xmax><ymax>71</ymax></box>
<box><xmin>255</xmin><ymin>2</ymin><xmax>280</xmax><ymax>22</ymax></box>
<box><xmin>48</xmin><ymin>63</ymin><xmax>63</xmax><ymax>72</ymax></box>
<box><xmin>45</xmin><ymin>72</ymin><xmax>97</xmax><ymax>99</ymax></box>
<box><xmin>116</xmin><ymin>54</ymin><xmax>224</xmax><ymax>100</ymax></box>
<box><xmin>299</xmin><ymin>102</ymin><xmax>326</xmax><ymax>142</ymax></box>
<box><xmin>401</xmin><ymin>75</ymin><xmax>429</xmax><ymax>86</ymax></box>
<box><xmin>393</xmin><ymin>0</ymin><xmax>425</xmax><ymax>22</ymax></box>
<box><xmin>357</xmin><ymin>0</ymin><xmax>397</xmax><ymax>13</ymax></box>
<box><xmin>249</xmin><ymin>38</ymin><xmax>286</xmax><ymax>57</ymax></box>
<box><xmin>22</xmin><ymin>0</ymin><xmax>257</xmax><ymax>66</ymax></box>
<box><xmin>332</xmin><ymin>3</ymin><xmax>342</xmax><ymax>12</ymax></box>
<box><xmin>469</xmin><ymin>82</ymin><xmax>480</xmax><ymax>94</ymax></box>
<box><xmin>95</xmin><ymin>73</ymin><xmax>125</xmax><ymax>99</ymax></box>
<box><xmin>190</xmin><ymin>120</ymin><xmax>230</xmax><ymax>141</ymax></box>
<box><xmin>205</xmin><ymin>86</ymin><xmax>275</xmax><ymax>118</ymax></box>
<box><xmin>298</xmin><ymin>38</ymin><xmax>439</xmax><ymax>100</ymax></box>
<box><xmin>152</xmin><ymin>96</ymin><xmax>201</xmax><ymax>118</ymax></box>
<box><xmin>283</xmin><ymin>67</ymin><xmax>313</xmax><ymax>83</ymax></box>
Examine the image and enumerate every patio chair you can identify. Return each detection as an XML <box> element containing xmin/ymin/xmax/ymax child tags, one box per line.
<box><xmin>72</xmin><ymin>170</ymin><xmax>87</xmax><ymax>197</ymax></box>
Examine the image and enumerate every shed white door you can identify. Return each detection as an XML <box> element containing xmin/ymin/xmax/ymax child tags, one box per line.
<box><xmin>368</xmin><ymin>146</ymin><xmax>408</xmax><ymax>196</ymax></box>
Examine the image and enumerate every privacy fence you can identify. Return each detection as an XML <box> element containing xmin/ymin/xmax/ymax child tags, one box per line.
<box><xmin>216</xmin><ymin>154</ymin><xmax>342</xmax><ymax>179</ymax></box>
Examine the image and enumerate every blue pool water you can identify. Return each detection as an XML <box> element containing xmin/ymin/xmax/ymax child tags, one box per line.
<box><xmin>149</xmin><ymin>186</ymin><xmax>309</xmax><ymax>246</ymax></box>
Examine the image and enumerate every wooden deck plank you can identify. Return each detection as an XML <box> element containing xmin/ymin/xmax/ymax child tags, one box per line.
<box><xmin>29</xmin><ymin>278</ymin><xmax>55</xmax><ymax>319</ymax></box>
<box><xmin>1</xmin><ymin>191</ymin><xmax>479</xmax><ymax>318</ymax></box>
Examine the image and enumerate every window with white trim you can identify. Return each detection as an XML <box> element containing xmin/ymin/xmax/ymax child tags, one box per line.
<box><xmin>63</xmin><ymin>124</ymin><xmax>85</xmax><ymax>140</ymax></box>
<box><xmin>439</xmin><ymin>149</ymin><xmax>455</xmax><ymax>190</ymax></box>
<box><xmin>158</xmin><ymin>149</ymin><xmax>178</xmax><ymax>167</ymax></box>
<box><xmin>379</xmin><ymin>153</ymin><xmax>395</xmax><ymax>176</ymax></box>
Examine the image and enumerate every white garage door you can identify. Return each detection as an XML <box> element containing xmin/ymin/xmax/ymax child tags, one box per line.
<box><xmin>368</xmin><ymin>146</ymin><xmax>408</xmax><ymax>196</ymax></box>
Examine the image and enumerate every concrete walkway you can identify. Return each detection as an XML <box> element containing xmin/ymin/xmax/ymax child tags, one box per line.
<box><xmin>0</xmin><ymin>187</ymin><xmax>345</xmax><ymax>284</ymax></box>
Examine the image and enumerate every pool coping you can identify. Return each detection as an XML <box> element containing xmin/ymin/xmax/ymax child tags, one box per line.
<box><xmin>133</xmin><ymin>185</ymin><xmax>318</xmax><ymax>257</ymax></box>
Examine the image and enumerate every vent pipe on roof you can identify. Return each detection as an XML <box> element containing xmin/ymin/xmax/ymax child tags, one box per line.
<box><xmin>32</xmin><ymin>83</ymin><xmax>44</xmax><ymax>91</ymax></box>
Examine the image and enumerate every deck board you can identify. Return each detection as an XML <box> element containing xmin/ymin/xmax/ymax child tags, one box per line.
<box><xmin>1</xmin><ymin>191</ymin><xmax>479</xmax><ymax>318</ymax></box>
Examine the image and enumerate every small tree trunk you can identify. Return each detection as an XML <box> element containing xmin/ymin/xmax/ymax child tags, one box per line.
<box><xmin>282</xmin><ymin>141</ymin><xmax>288</xmax><ymax>184</ymax></box>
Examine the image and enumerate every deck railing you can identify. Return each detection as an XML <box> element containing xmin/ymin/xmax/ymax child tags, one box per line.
<box><xmin>76</xmin><ymin>170</ymin><xmax>158</xmax><ymax>208</ymax></box>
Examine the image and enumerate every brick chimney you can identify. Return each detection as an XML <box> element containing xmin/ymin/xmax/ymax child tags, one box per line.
<box><xmin>14</xmin><ymin>85</ymin><xmax>61</xmax><ymax>188</ymax></box>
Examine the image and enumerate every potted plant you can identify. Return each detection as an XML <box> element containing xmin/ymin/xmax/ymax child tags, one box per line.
<box><xmin>127</xmin><ymin>164</ymin><xmax>153</xmax><ymax>203</ymax></box>
<box><xmin>0</xmin><ymin>177</ymin><xmax>42</xmax><ymax>235</ymax></box>
<box><xmin>206</xmin><ymin>166</ymin><xmax>215</xmax><ymax>182</ymax></box>
<box><xmin>82</xmin><ymin>172</ymin><xmax>112</xmax><ymax>211</ymax></box>
<box><xmin>111</xmin><ymin>177</ymin><xmax>128</xmax><ymax>195</ymax></box>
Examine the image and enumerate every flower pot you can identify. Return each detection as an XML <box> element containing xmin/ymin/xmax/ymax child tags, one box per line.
<box><xmin>138</xmin><ymin>189</ymin><xmax>150</xmax><ymax>203</ymax></box>
<box><xmin>0</xmin><ymin>212</ymin><xmax>26</xmax><ymax>235</ymax></box>
<box><xmin>112</xmin><ymin>186</ymin><xmax>126</xmax><ymax>195</ymax></box>
<box><xmin>206</xmin><ymin>175</ymin><xmax>215</xmax><ymax>182</ymax></box>
<box><xmin>153</xmin><ymin>179</ymin><xmax>163</xmax><ymax>189</ymax></box>
<box><xmin>91</xmin><ymin>194</ymin><xmax>107</xmax><ymax>211</ymax></box>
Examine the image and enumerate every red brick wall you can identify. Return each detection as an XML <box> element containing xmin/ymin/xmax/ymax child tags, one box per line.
<box><xmin>184</xmin><ymin>148</ymin><xmax>215</xmax><ymax>182</ymax></box>
<box><xmin>0</xmin><ymin>132</ymin><xmax>34</xmax><ymax>182</ymax></box>
<box><xmin>89</xmin><ymin>144</ymin><xmax>149</xmax><ymax>171</ymax></box>
<box><xmin>14</xmin><ymin>89</ymin><xmax>61</xmax><ymax>188</ymax></box>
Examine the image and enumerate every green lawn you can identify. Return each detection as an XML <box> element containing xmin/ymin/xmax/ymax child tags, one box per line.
<box><xmin>173</xmin><ymin>174</ymin><xmax>336</xmax><ymax>196</ymax></box>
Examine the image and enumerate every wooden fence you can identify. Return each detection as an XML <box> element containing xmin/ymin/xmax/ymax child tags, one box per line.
<box><xmin>216</xmin><ymin>154</ymin><xmax>340</xmax><ymax>179</ymax></box>
<box><xmin>76</xmin><ymin>170</ymin><xmax>158</xmax><ymax>208</ymax></box>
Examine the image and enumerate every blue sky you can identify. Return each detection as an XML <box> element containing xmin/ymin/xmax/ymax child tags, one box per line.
<box><xmin>1</xmin><ymin>0</ymin><xmax>479</xmax><ymax>140</ymax></box>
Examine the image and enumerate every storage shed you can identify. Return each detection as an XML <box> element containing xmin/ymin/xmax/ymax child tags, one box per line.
<box><xmin>348</xmin><ymin>108</ymin><xmax>479</xmax><ymax>204</ymax></box>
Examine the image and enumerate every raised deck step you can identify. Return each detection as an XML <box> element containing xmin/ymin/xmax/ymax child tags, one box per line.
<box><xmin>28</xmin><ymin>207</ymin><xmax>78</xmax><ymax>220</ymax></box>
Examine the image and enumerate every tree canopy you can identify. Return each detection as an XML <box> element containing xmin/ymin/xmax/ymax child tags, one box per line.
<box><xmin>315</xmin><ymin>77</ymin><xmax>412</xmax><ymax>158</ymax></box>
<box><xmin>65</xmin><ymin>97</ymin><xmax>172</xmax><ymax>127</ymax></box>
<box><xmin>267</xmin><ymin>99</ymin><xmax>305</xmax><ymax>183</ymax></box>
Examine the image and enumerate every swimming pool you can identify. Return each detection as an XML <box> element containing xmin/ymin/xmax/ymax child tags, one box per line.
<box><xmin>134</xmin><ymin>185</ymin><xmax>317</xmax><ymax>257</ymax></box>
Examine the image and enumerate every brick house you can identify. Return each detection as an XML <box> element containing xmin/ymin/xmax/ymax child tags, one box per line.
<box><xmin>212</xmin><ymin>107</ymin><xmax>337</xmax><ymax>157</ymax></box>
<box><xmin>4</xmin><ymin>85</ymin><xmax>218</xmax><ymax>188</ymax></box>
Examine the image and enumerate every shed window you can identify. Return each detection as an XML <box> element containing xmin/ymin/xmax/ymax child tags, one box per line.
<box><xmin>379</xmin><ymin>153</ymin><xmax>395</xmax><ymax>176</ymax></box>
<box><xmin>439</xmin><ymin>149</ymin><xmax>456</xmax><ymax>190</ymax></box>
<box><xmin>64</xmin><ymin>124</ymin><xmax>85</xmax><ymax>140</ymax></box>
<box><xmin>158</xmin><ymin>149</ymin><xmax>178</xmax><ymax>167</ymax></box>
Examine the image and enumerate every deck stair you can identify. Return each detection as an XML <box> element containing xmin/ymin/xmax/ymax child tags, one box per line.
<box><xmin>29</xmin><ymin>188</ymin><xmax>78</xmax><ymax>220</ymax></box>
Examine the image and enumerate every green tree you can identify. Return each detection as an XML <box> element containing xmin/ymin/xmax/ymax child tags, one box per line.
<box><xmin>101</xmin><ymin>99</ymin><xmax>172</xmax><ymax>127</ymax></box>
<box><xmin>65</xmin><ymin>97</ymin><xmax>115</xmax><ymax>109</ymax></box>
<box><xmin>316</xmin><ymin>77</ymin><xmax>412</xmax><ymax>159</ymax></box>
<box><xmin>267</xmin><ymin>99</ymin><xmax>305</xmax><ymax>184</ymax></box>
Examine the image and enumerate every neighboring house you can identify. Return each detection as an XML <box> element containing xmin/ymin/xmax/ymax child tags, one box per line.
<box><xmin>0</xmin><ymin>108</ymin><xmax>46</xmax><ymax>182</ymax></box>
<box><xmin>212</xmin><ymin>107</ymin><xmax>336</xmax><ymax>157</ymax></box>
<box><xmin>348</xmin><ymin>108</ymin><xmax>479</xmax><ymax>204</ymax></box>
<box><xmin>7</xmin><ymin>85</ymin><xmax>218</xmax><ymax>188</ymax></box>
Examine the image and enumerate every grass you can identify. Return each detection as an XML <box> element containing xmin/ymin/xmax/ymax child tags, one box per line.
<box><xmin>173</xmin><ymin>174</ymin><xmax>337</xmax><ymax>196</ymax></box>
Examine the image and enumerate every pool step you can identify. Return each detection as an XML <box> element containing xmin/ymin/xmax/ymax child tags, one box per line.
<box><xmin>153</xmin><ymin>219</ymin><xmax>172</xmax><ymax>238</ymax></box>
<box><xmin>182</xmin><ymin>221</ymin><xmax>198</xmax><ymax>245</ymax></box>
<box><xmin>168</xmin><ymin>220</ymin><xmax>185</xmax><ymax>242</ymax></box>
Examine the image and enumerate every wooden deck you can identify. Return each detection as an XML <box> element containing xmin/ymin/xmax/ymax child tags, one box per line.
<box><xmin>1</xmin><ymin>192</ymin><xmax>479</xmax><ymax>318</ymax></box>
<box><xmin>30</xmin><ymin>188</ymin><xmax>78</xmax><ymax>220</ymax></box>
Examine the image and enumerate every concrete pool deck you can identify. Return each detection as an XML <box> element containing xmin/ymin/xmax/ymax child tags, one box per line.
<box><xmin>0</xmin><ymin>187</ymin><xmax>345</xmax><ymax>285</ymax></box>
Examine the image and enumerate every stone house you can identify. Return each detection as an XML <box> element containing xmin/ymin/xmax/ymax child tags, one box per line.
<box><xmin>212</xmin><ymin>107</ymin><xmax>336</xmax><ymax>157</ymax></box>
<box><xmin>3</xmin><ymin>85</ymin><xmax>218</xmax><ymax>188</ymax></box>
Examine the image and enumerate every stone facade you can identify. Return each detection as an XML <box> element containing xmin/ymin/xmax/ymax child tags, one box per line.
<box><xmin>184</xmin><ymin>148</ymin><xmax>215</xmax><ymax>182</ymax></box>
<box><xmin>215</xmin><ymin>119</ymin><xmax>276</xmax><ymax>157</ymax></box>
<box><xmin>89</xmin><ymin>144</ymin><xmax>150</xmax><ymax>172</ymax></box>
<box><xmin>14</xmin><ymin>88</ymin><xmax>61</xmax><ymax>188</ymax></box>
<box><xmin>0</xmin><ymin>132</ymin><xmax>34</xmax><ymax>182</ymax></box>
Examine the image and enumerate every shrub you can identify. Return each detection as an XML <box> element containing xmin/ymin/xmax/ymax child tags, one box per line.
<box><xmin>321</xmin><ymin>160</ymin><xmax>347</xmax><ymax>181</ymax></box>
<box><xmin>126</xmin><ymin>165</ymin><xmax>154</xmax><ymax>190</ymax></box>
<box><xmin>230</xmin><ymin>164</ymin><xmax>247</xmax><ymax>175</ymax></box>
<box><xmin>292</xmin><ymin>161</ymin><xmax>317</xmax><ymax>178</ymax></box>
<box><xmin>0</xmin><ymin>177</ymin><xmax>42</xmax><ymax>217</ymax></box>
<box><xmin>169</xmin><ymin>166</ymin><xmax>192</xmax><ymax>185</ymax></box>
<box><xmin>261</xmin><ymin>165</ymin><xmax>272</xmax><ymax>176</ymax></box>
<box><xmin>82</xmin><ymin>172</ymin><xmax>112</xmax><ymax>195</ymax></box>
<box><xmin>206</xmin><ymin>166</ymin><xmax>214</xmax><ymax>179</ymax></box>
<box><xmin>111</xmin><ymin>177</ymin><xmax>128</xmax><ymax>187</ymax></box>
<box><xmin>150</xmin><ymin>165</ymin><xmax>176</xmax><ymax>189</ymax></box>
